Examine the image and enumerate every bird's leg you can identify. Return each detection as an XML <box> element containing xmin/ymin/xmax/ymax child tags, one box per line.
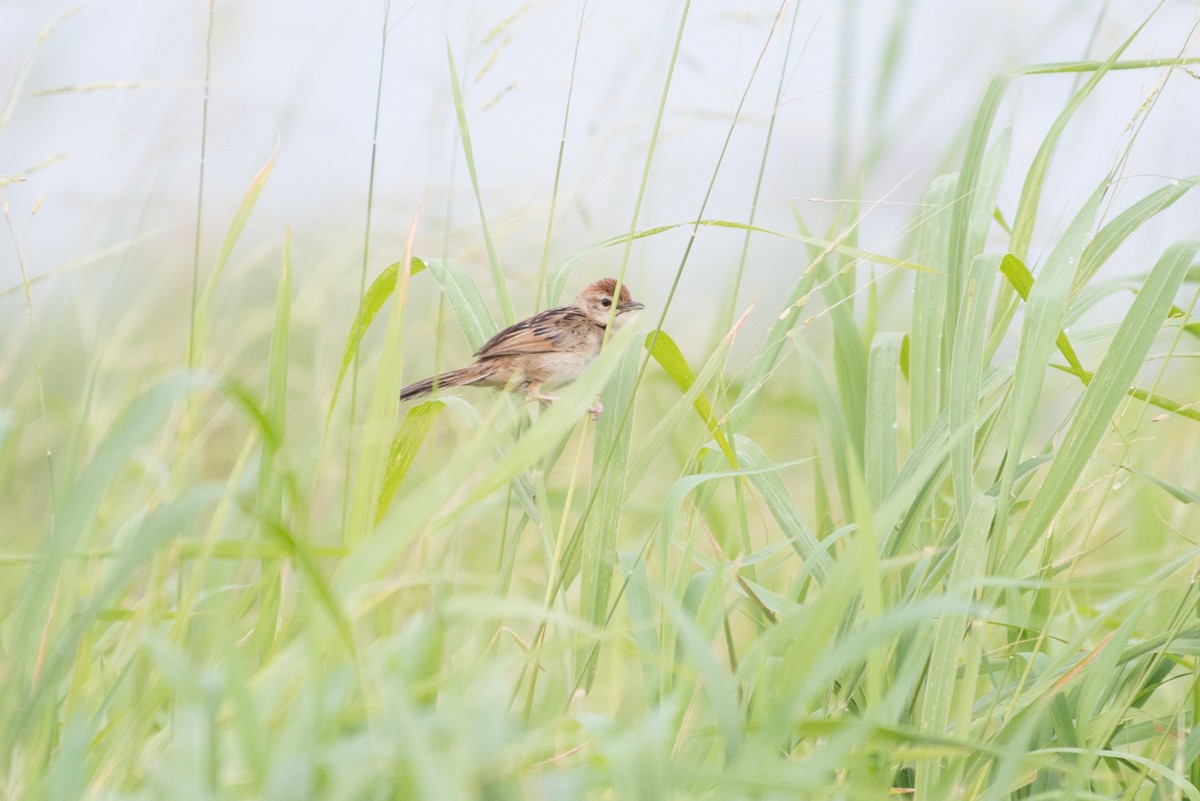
<box><xmin>524</xmin><ymin>382</ymin><xmax>560</xmax><ymax>407</ymax></box>
<box><xmin>526</xmin><ymin>382</ymin><xmax>602</xmax><ymax>419</ymax></box>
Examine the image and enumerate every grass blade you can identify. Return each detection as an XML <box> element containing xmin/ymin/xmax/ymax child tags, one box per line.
<box><xmin>948</xmin><ymin>254</ymin><xmax>1000</xmax><ymax>519</ymax></box>
<box><xmin>445</xmin><ymin>43</ymin><xmax>514</xmax><ymax>326</ymax></box>
<box><xmin>189</xmin><ymin>148</ymin><xmax>277</xmax><ymax>364</ymax></box>
<box><xmin>999</xmin><ymin>179</ymin><xmax>1107</xmax><ymax>515</ymax></box>
<box><xmin>1008</xmin><ymin>17</ymin><xmax>1149</xmax><ymax>261</ymax></box>
<box><xmin>865</xmin><ymin>332</ymin><xmax>904</xmax><ymax>503</ymax></box>
<box><xmin>423</xmin><ymin>258</ymin><xmax>498</xmax><ymax>352</ymax></box>
<box><xmin>644</xmin><ymin>330</ymin><xmax>737</xmax><ymax>468</ymax></box>
<box><xmin>325</xmin><ymin>257</ymin><xmax>426</xmax><ymax>433</ymax></box>
<box><xmin>376</xmin><ymin>400</ymin><xmax>445</xmax><ymax>522</ymax></box>
<box><xmin>345</xmin><ymin>238</ymin><xmax>418</xmax><ymax>545</ymax></box>
<box><xmin>1005</xmin><ymin>238</ymin><xmax>1198</xmax><ymax>569</ymax></box>
<box><xmin>577</xmin><ymin>342</ymin><xmax>639</xmax><ymax>691</ymax></box>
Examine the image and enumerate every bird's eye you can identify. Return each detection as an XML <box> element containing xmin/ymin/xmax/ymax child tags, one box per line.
<box><xmin>600</xmin><ymin>297</ymin><xmax>612</xmax><ymax>307</ymax></box>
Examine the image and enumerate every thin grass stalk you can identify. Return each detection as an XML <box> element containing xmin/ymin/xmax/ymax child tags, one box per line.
<box><xmin>533</xmin><ymin>1</ymin><xmax>589</xmax><ymax>312</ymax></box>
<box><xmin>446</xmin><ymin>44</ymin><xmax>514</xmax><ymax>326</ymax></box>
<box><xmin>342</xmin><ymin>0</ymin><xmax>393</xmax><ymax>542</ymax></box>
<box><xmin>717</xmin><ymin>0</ymin><xmax>797</xmax><ymax>337</ymax></box>
<box><xmin>187</xmin><ymin>0</ymin><xmax>215</xmax><ymax>370</ymax></box>
<box><xmin>586</xmin><ymin>0</ymin><xmax>786</xmax><ymax>562</ymax></box>
<box><xmin>520</xmin><ymin>0</ymin><xmax>695</xmax><ymax>636</ymax></box>
<box><xmin>3</xmin><ymin>203</ymin><xmax>55</xmax><ymax>520</ymax></box>
<box><xmin>522</xmin><ymin>415</ymin><xmax>592</xmax><ymax>719</ymax></box>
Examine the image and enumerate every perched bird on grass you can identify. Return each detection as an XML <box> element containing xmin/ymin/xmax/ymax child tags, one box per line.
<box><xmin>399</xmin><ymin>277</ymin><xmax>644</xmax><ymax>416</ymax></box>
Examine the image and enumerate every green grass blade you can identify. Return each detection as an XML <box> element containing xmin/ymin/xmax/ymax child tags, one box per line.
<box><xmin>325</xmin><ymin>257</ymin><xmax>426</xmax><ymax>433</ymax></box>
<box><xmin>189</xmin><ymin>149</ymin><xmax>277</xmax><ymax>364</ymax></box>
<box><xmin>1016</xmin><ymin>55</ymin><xmax>1200</xmax><ymax>75</ymax></box>
<box><xmin>376</xmin><ymin>400</ymin><xmax>445</xmax><ymax>522</ymax></box>
<box><xmin>999</xmin><ymin>254</ymin><xmax>1086</xmax><ymax>376</ymax></box>
<box><xmin>577</xmin><ymin>342</ymin><xmax>639</xmax><ymax>691</ymax></box>
<box><xmin>259</xmin><ymin>231</ymin><xmax>291</xmax><ymax>518</ymax></box>
<box><xmin>916</xmin><ymin>495</ymin><xmax>995</xmax><ymax>799</ymax></box>
<box><xmin>250</xmin><ymin>229</ymin><xmax>292</xmax><ymax>658</ymax></box>
<box><xmin>819</xmin><ymin>255</ymin><xmax>869</xmax><ymax>461</ymax></box>
<box><xmin>1078</xmin><ymin>176</ymin><xmax>1199</xmax><ymax>289</ymax></box>
<box><xmin>1005</xmin><ymin>239</ymin><xmax>1198</xmax><ymax>570</ymax></box>
<box><xmin>345</xmin><ymin>245</ymin><xmax>417</xmax><ymax>545</ymax></box>
<box><xmin>965</xmin><ymin>128</ymin><xmax>1011</xmax><ymax>266</ymax></box>
<box><xmin>1008</xmin><ymin>19</ymin><xmax>1147</xmax><ymax>261</ymax></box>
<box><xmin>445</xmin><ymin>43</ymin><xmax>513</xmax><ymax>326</ymax></box>
<box><xmin>945</xmin><ymin>73</ymin><xmax>1011</xmax><ymax>336</ymax></box>
<box><xmin>627</xmin><ymin>324</ymin><xmax>740</xmax><ymax>490</ymax></box>
<box><xmin>909</xmin><ymin>174</ymin><xmax>956</xmax><ymax>442</ymax></box>
<box><xmin>423</xmin><ymin>258</ymin><xmax>498</xmax><ymax>352</ymax></box>
<box><xmin>948</xmin><ymin>254</ymin><xmax>1000</xmax><ymax>519</ymax></box>
<box><xmin>643</xmin><ymin>330</ymin><xmax>737</xmax><ymax>468</ymax></box>
<box><xmin>1000</xmin><ymin>179</ymin><xmax>1107</xmax><ymax>504</ymax></box>
<box><xmin>734</xmin><ymin>436</ymin><xmax>828</xmax><ymax>583</ymax></box>
<box><xmin>865</xmin><ymin>332</ymin><xmax>904</xmax><ymax>504</ymax></box>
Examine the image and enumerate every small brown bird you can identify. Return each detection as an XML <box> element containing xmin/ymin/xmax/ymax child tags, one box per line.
<box><xmin>400</xmin><ymin>277</ymin><xmax>644</xmax><ymax>416</ymax></box>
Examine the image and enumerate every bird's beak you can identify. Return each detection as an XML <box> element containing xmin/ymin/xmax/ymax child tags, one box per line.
<box><xmin>618</xmin><ymin>300</ymin><xmax>644</xmax><ymax>312</ymax></box>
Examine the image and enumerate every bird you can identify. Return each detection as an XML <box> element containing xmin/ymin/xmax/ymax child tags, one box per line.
<box><xmin>399</xmin><ymin>277</ymin><xmax>644</xmax><ymax>416</ymax></box>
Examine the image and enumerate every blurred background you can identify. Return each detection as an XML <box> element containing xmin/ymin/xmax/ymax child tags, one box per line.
<box><xmin>3</xmin><ymin>0</ymin><xmax>1198</xmax><ymax>359</ymax></box>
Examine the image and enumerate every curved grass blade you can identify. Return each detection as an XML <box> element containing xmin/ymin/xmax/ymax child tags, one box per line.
<box><xmin>628</xmin><ymin>317</ymin><xmax>745</xmax><ymax>490</ymax></box>
<box><xmin>446</xmin><ymin>43</ymin><xmax>513</xmax><ymax>326</ymax></box>
<box><xmin>189</xmin><ymin>148</ymin><xmax>277</xmax><ymax>364</ymax></box>
<box><xmin>735</xmin><ymin>436</ymin><xmax>828</xmax><ymax>582</ymax></box>
<box><xmin>346</xmin><ymin>241</ymin><xmax>418</xmax><ymax>546</ymax></box>
<box><xmin>1078</xmin><ymin>176</ymin><xmax>1199</xmax><ymax>289</ymax></box>
<box><xmin>376</xmin><ymin>400</ymin><xmax>445</xmax><ymax>522</ymax></box>
<box><xmin>423</xmin><ymin>258</ymin><xmax>498</xmax><ymax>352</ymax></box>
<box><xmin>1000</xmin><ymin>179</ymin><xmax>1108</xmax><ymax>506</ymax></box>
<box><xmin>645</xmin><ymin>330</ymin><xmax>737</xmax><ymax>468</ymax></box>
<box><xmin>945</xmin><ymin>74</ymin><xmax>1011</xmax><ymax>336</ymax></box>
<box><xmin>999</xmin><ymin>254</ymin><xmax>1085</xmax><ymax>376</ymax></box>
<box><xmin>1004</xmin><ymin>254</ymin><xmax>1199</xmax><ymax>422</ymax></box>
<box><xmin>325</xmin><ymin>257</ymin><xmax>426</xmax><ymax>433</ymax></box>
<box><xmin>1007</xmin><ymin>17</ymin><xmax>1147</xmax><ymax>261</ymax></box>
<box><xmin>1005</xmin><ymin>238</ymin><xmax>1199</xmax><ymax>571</ymax></box>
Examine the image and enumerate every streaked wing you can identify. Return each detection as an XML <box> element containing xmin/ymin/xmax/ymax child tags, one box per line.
<box><xmin>474</xmin><ymin>307</ymin><xmax>585</xmax><ymax>359</ymax></box>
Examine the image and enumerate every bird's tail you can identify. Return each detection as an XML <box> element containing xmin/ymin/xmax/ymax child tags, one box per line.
<box><xmin>400</xmin><ymin>364</ymin><xmax>492</xmax><ymax>402</ymax></box>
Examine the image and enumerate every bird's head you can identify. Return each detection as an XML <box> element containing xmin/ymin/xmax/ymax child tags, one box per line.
<box><xmin>574</xmin><ymin>277</ymin><xmax>644</xmax><ymax>327</ymax></box>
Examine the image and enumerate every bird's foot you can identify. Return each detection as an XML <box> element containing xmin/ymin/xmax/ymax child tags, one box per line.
<box><xmin>526</xmin><ymin>384</ymin><xmax>560</xmax><ymax>407</ymax></box>
<box><xmin>587</xmin><ymin>400</ymin><xmax>604</xmax><ymax>420</ymax></box>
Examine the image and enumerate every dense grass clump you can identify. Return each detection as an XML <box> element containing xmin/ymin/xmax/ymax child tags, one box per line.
<box><xmin>2</xmin><ymin>4</ymin><xmax>1199</xmax><ymax>799</ymax></box>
